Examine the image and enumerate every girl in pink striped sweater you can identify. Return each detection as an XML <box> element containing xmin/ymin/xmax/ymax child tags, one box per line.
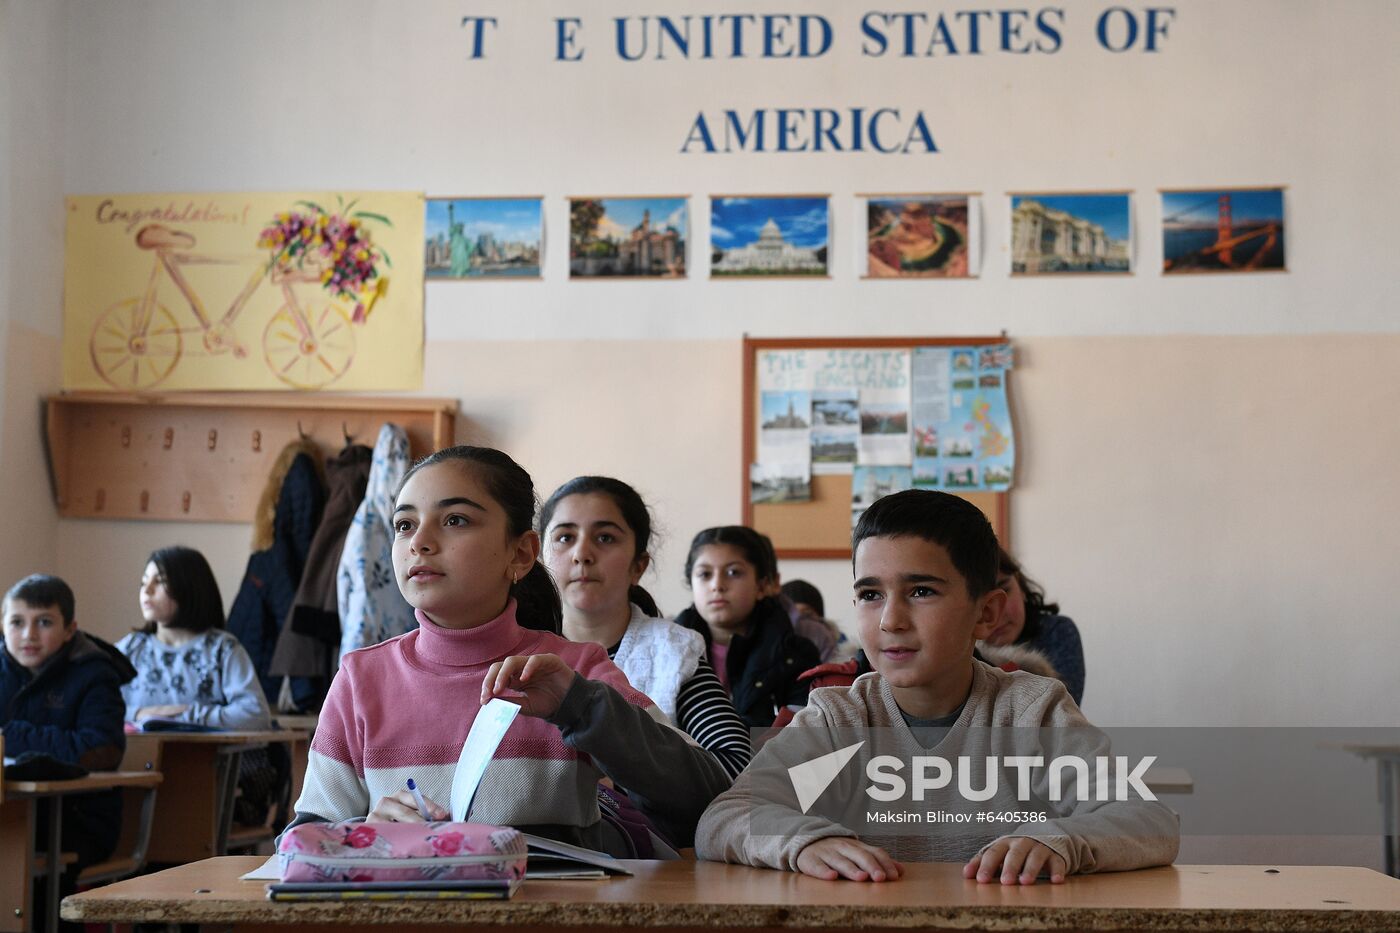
<box><xmin>290</xmin><ymin>447</ymin><xmax>730</xmax><ymax>852</ymax></box>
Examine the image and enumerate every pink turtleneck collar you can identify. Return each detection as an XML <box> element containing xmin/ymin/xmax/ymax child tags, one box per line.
<box><xmin>406</xmin><ymin>599</ymin><xmax>534</xmax><ymax>670</ymax></box>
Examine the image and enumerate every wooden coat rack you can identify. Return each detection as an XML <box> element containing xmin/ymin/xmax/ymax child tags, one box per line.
<box><xmin>45</xmin><ymin>392</ymin><xmax>457</xmax><ymax>522</ymax></box>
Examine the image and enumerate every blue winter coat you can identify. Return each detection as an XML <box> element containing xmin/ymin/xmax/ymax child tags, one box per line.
<box><xmin>227</xmin><ymin>451</ymin><xmax>323</xmax><ymax>702</ymax></box>
<box><xmin>1</xmin><ymin>631</ymin><xmax>137</xmax><ymax>865</ymax></box>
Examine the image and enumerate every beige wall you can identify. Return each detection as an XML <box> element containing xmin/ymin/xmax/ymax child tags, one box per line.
<box><xmin>56</xmin><ymin>333</ymin><xmax>1400</xmax><ymax>733</ymax></box>
<box><xmin>0</xmin><ymin>1</ymin><xmax>65</xmax><ymax>586</ymax></box>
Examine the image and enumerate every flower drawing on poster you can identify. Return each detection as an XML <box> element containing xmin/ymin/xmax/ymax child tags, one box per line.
<box><xmin>65</xmin><ymin>191</ymin><xmax>424</xmax><ymax>392</ymax></box>
<box><xmin>258</xmin><ymin>198</ymin><xmax>392</xmax><ymax>325</ymax></box>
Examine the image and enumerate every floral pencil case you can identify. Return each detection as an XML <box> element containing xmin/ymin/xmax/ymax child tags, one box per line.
<box><xmin>278</xmin><ymin>821</ymin><xmax>527</xmax><ymax>883</ymax></box>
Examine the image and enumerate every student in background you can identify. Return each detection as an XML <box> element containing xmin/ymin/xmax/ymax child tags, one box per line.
<box><xmin>696</xmin><ymin>490</ymin><xmax>1177</xmax><ymax>883</ymax></box>
<box><xmin>675</xmin><ymin>526</ymin><xmax>820</xmax><ymax>729</ymax></box>
<box><xmin>117</xmin><ymin>546</ymin><xmax>272</xmax><ymax>730</ymax></box>
<box><xmin>290</xmin><ymin>447</ymin><xmax>730</xmax><ymax>853</ymax></box>
<box><xmin>540</xmin><ymin>476</ymin><xmax>752</xmax><ymax>780</ymax></box>
<box><xmin>780</xmin><ymin>578</ymin><xmax>850</xmax><ymax>662</ymax></box>
<box><xmin>1</xmin><ymin>574</ymin><xmax>135</xmax><ymax>886</ymax></box>
<box><xmin>984</xmin><ymin>547</ymin><xmax>1085</xmax><ymax>706</ymax></box>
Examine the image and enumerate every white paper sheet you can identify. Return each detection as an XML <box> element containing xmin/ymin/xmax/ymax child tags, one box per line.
<box><xmin>450</xmin><ymin>698</ymin><xmax>521</xmax><ymax>821</ymax></box>
<box><xmin>240</xmin><ymin>854</ymin><xmax>282</xmax><ymax>880</ymax></box>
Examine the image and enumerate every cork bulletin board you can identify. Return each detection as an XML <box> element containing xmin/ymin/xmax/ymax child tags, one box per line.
<box><xmin>742</xmin><ymin>335</ymin><xmax>1011</xmax><ymax>559</ymax></box>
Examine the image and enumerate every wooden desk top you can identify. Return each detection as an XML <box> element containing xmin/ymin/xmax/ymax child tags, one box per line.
<box><xmin>1339</xmin><ymin>744</ymin><xmax>1400</xmax><ymax>761</ymax></box>
<box><xmin>131</xmin><ymin>729</ymin><xmax>307</xmax><ymax>744</ymax></box>
<box><xmin>3</xmin><ymin>770</ymin><xmax>162</xmax><ymax>796</ymax></box>
<box><xmin>62</xmin><ymin>856</ymin><xmax>1400</xmax><ymax>931</ymax></box>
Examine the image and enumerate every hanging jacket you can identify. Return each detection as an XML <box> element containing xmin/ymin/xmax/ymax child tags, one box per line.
<box><xmin>1</xmin><ymin>632</ymin><xmax>138</xmax><ymax>863</ymax></box>
<box><xmin>270</xmin><ymin>442</ymin><xmax>372</xmax><ymax>710</ymax></box>
<box><xmin>337</xmin><ymin>423</ymin><xmax>415</xmax><ymax>658</ymax></box>
<box><xmin>675</xmin><ymin>596</ymin><xmax>821</xmax><ymax>729</ymax></box>
<box><xmin>227</xmin><ymin>442</ymin><xmax>324</xmax><ymax>702</ymax></box>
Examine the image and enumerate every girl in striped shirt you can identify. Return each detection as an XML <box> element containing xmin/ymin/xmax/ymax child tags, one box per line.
<box><xmin>540</xmin><ymin>477</ymin><xmax>753</xmax><ymax>780</ymax></box>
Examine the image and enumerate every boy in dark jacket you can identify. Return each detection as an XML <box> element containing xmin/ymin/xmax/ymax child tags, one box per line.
<box><xmin>1</xmin><ymin>573</ymin><xmax>137</xmax><ymax>874</ymax></box>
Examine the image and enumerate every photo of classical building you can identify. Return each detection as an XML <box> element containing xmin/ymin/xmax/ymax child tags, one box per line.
<box><xmin>570</xmin><ymin>197</ymin><xmax>686</xmax><ymax>278</ymax></box>
<box><xmin>711</xmin><ymin>197</ymin><xmax>827</xmax><ymax>276</ymax></box>
<box><xmin>1011</xmin><ymin>194</ymin><xmax>1130</xmax><ymax>274</ymax></box>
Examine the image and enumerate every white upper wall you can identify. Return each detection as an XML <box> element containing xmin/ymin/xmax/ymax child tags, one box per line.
<box><xmin>0</xmin><ymin>0</ymin><xmax>66</xmax><ymax>583</ymax></box>
<box><xmin>57</xmin><ymin>0</ymin><xmax>1400</xmax><ymax>340</ymax></box>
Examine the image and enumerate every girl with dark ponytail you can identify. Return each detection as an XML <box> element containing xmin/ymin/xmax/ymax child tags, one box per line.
<box><xmin>540</xmin><ymin>476</ymin><xmax>752</xmax><ymax>780</ymax></box>
<box><xmin>289</xmin><ymin>447</ymin><xmax>731</xmax><ymax>855</ymax></box>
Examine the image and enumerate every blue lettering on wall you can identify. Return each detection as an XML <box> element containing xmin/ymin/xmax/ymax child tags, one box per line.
<box><xmin>681</xmin><ymin>108</ymin><xmax>937</xmax><ymax>154</ymax></box>
<box><xmin>460</xmin><ymin>16</ymin><xmax>497</xmax><ymax>59</ymax></box>
<box><xmin>857</xmin><ymin>8</ymin><xmax>1066</xmax><ymax>57</ymax></box>
<box><xmin>1036</xmin><ymin>8</ymin><xmax>1065</xmax><ymax>52</ymax></box>
<box><xmin>555</xmin><ymin>17</ymin><xmax>583</xmax><ymax>61</ymax></box>
<box><xmin>611</xmin><ymin>14</ymin><xmax>833</xmax><ymax>60</ymax></box>
<box><xmin>1145</xmin><ymin>8</ymin><xmax>1175</xmax><ymax>51</ymax></box>
<box><xmin>1097</xmin><ymin>7</ymin><xmax>1139</xmax><ymax>51</ymax></box>
<box><xmin>861</xmin><ymin>13</ymin><xmax>890</xmax><ymax>56</ymax></box>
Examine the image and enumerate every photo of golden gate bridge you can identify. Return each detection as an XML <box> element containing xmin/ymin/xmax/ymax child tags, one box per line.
<box><xmin>1162</xmin><ymin>187</ymin><xmax>1285</xmax><ymax>274</ymax></box>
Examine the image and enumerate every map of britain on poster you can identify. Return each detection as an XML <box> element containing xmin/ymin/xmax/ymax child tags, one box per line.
<box><xmin>912</xmin><ymin>344</ymin><xmax>1015</xmax><ymax>492</ymax></box>
<box><xmin>63</xmin><ymin>191</ymin><xmax>425</xmax><ymax>391</ymax></box>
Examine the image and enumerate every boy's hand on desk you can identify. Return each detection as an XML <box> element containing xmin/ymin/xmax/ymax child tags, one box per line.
<box><xmin>481</xmin><ymin>653</ymin><xmax>574</xmax><ymax>718</ymax></box>
<box><xmin>367</xmin><ymin>789</ymin><xmax>448</xmax><ymax>823</ymax></box>
<box><xmin>135</xmin><ymin>704</ymin><xmax>189</xmax><ymax>719</ymax></box>
<box><xmin>796</xmin><ymin>837</ymin><xmax>902</xmax><ymax>882</ymax></box>
<box><xmin>965</xmin><ymin>836</ymin><xmax>1067</xmax><ymax>885</ymax></box>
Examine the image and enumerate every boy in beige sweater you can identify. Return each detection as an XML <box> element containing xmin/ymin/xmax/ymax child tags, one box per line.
<box><xmin>696</xmin><ymin>490</ymin><xmax>1178</xmax><ymax>884</ymax></box>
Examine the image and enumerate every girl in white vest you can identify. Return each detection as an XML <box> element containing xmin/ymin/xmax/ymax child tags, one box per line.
<box><xmin>541</xmin><ymin>477</ymin><xmax>752</xmax><ymax>780</ymax></box>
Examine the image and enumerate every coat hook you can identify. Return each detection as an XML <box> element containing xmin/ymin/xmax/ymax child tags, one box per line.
<box><xmin>297</xmin><ymin>420</ymin><xmax>309</xmax><ymax>441</ymax></box>
<box><xmin>139</xmin><ymin>490</ymin><xmax>150</xmax><ymax>512</ymax></box>
<box><xmin>121</xmin><ymin>426</ymin><xmax>131</xmax><ymax>448</ymax></box>
<box><xmin>163</xmin><ymin>427</ymin><xmax>174</xmax><ymax>450</ymax></box>
<box><xmin>207</xmin><ymin>429</ymin><xmax>218</xmax><ymax>451</ymax></box>
<box><xmin>342</xmin><ymin>421</ymin><xmax>355</xmax><ymax>444</ymax></box>
<box><xmin>252</xmin><ymin>429</ymin><xmax>262</xmax><ymax>452</ymax></box>
<box><xmin>181</xmin><ymin>491</ymin><xmax>192</xmax><ymax>513</ymax></box>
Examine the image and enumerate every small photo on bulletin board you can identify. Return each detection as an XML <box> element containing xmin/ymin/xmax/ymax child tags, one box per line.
<box><xmin>742</xmin><ymin>336</ymin><xmax>1013</xmax><ymax>559</ymax></box>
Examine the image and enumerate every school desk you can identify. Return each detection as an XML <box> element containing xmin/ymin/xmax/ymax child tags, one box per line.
<box><xmin>272</xmin><ymin>713</ymin><xmax>318</xmax><ymax>814</ymax></box>
<box><xmin>62</xmin><ymin>855</ymin><xmax>1400</xmax><ymax>933</ymax></box>
<box><xmin>1338</xmin><ymin>744</ymin><xmax>1400</xmax><ymax>878</ymax></box>
<box><xmin>0</xmin><ymin>770</ymin><xmax>162</xmax><ymax>933</ymax></box>
<box><xmin>123</xmin><ymin>728</ymin><xmax>308</xmax><ymax>863</ymax></box>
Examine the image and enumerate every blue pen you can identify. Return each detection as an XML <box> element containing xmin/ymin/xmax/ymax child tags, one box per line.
<box><xmin>406</xmin><ymin>778</ymin><xmax>432</xmax><ymax>822</ymax></box>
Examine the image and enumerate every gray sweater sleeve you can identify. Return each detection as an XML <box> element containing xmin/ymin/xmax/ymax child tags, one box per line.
<box><xmin>548</xmin><ymin>672</ymin><xmax>733</xmax><ymax>848</ymax></box>
<box><xmin>987</xmin><ymin>683</ymin><xmax>1179</xmax><ymax>875</ymax></box>
<box><xmin>695</xmin><ymin>700</ymin><xmax>856</xmax><ymax>870</ymax></box>
<box><xmin>184</xmin><ymin>637</ymin><xmax>272</xmax><ymax>730</ymax></box>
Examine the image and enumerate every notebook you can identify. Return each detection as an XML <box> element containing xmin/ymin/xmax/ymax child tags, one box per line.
<box><xmin>267</xmin><ymin>878</ymin><xmax>521</xmax><ymax>901</ymax></box>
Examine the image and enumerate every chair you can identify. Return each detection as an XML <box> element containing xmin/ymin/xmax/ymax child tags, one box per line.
<box><xmin>76</xmin><ymin>735</ymin><xmax>162</xmax><ymax>887</ymax></box>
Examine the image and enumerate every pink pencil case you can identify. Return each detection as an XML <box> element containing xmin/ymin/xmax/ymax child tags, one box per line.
<box><xmin>278</xmin><ymin>821</ymin><xmax>527</xmax><ymax>883</ymax></box>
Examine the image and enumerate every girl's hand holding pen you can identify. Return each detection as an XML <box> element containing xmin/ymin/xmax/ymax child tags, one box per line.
<box><xmin>480</xmin><ymin>653</ymin><xmax>575</xmax><ymax>718</ymax></box>
<box><xmin>367</xmin><ymin>787</ymin><xmax>448</xmax><ymax>823</ymax></box>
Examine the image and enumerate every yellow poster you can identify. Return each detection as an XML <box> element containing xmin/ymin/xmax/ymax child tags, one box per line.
<box><xmin>63</xmin><ymin>191</ymin><xmax>424</xmax><ymax>391</ymax></box>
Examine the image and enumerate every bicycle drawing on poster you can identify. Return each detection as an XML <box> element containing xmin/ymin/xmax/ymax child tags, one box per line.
<box><xmin>87</xmin><ymin>198</ymin><xmax>394</xmax><ymax>390</ymax></box>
